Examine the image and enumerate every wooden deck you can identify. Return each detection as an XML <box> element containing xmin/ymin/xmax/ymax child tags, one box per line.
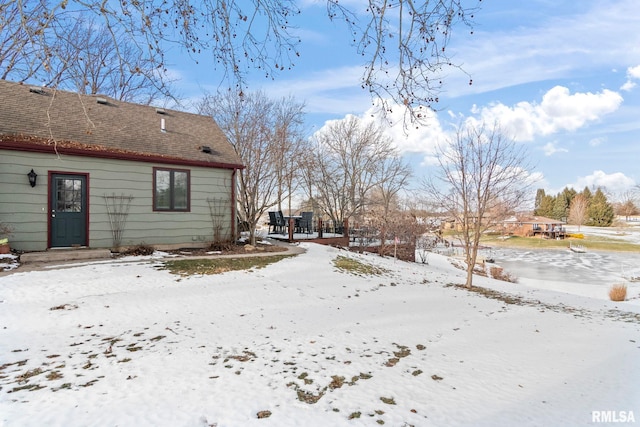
<box><xmin>267</xmin><ymin>217</ymin><xmax>350</xmax><ymax>246</ymax></box>
<box><xmin>531</xmin><ymin>228</ymin><xmax>567</xmax><ymax>239</ymax></box>
<box><xmin>268</xmin><ymin>232</ymin><xmax>349</xmax><ymax>247</ymax></box>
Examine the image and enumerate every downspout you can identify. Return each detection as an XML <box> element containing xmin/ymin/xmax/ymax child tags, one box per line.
<box><xmin>231</xmin><ymin>168</ymin><xmax>237</xmax><ymax>241</ymax></box>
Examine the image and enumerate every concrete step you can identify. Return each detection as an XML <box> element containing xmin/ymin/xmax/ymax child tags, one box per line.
<box><xmin>20</xmin><ymin>248</ymin><xmax>112</xmax><ymax>264</ymax></box>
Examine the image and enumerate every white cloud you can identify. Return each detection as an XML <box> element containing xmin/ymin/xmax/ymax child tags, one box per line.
<box><xmin>573</xmin><ymin>170</ymin><xmax>636</xmax><ymax>194</ymax></box>
<box><xmin>620</xmin><ymin>81</ymin><xmax>636</xmax><ymax>91</ymax></box>
<box><xmin>621</xmin><ymin>64</ymin><xmax>640</xmax><ymax>91</ymax></box>
<box><xmin>588</xmin><ymin>137</ymin><xmax>606</xmax><ymax>147</ymax></box>
<box><xmin>312</xmin><ymin>101</ymin><xmax>449</xmax><ymax>159</ymax></box>
<box><xmin>467</xmin><ymin>86</ymin><xmax>623</xmax><ymax>142</ymax></box>
<box><xmin>627</xmin><ymin>65</ymin><xmax>640</xmax><ymax>79</ymax></box>
<box><xmin>363</xmin><ymin>104</ymin><xmax>448</xmax><ymax>155</ymax></box>
<box><xmin>313</xmin><ymin>83</ymin><xmax>625</xmax><ymax>171</ymax></box>
<box><xmin>542</xmin><ymin>142</ymin><xmax>568</xmax><ymax>156</ymax></box>
<box><xmin>527</xmin><ymin>171</ymin><xmax>546</xmax><ymax>187</ymax></box>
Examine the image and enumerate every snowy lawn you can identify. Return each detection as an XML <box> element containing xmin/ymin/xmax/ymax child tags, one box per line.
<box><xmin>1</xmin><ymin>243</ymin><xmax>639</xmax><ymax>426</ymax></box>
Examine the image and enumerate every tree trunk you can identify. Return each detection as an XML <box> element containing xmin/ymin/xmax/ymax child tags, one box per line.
<box><xmin>465</xmin><ymin>267</ymin><xmax>474</xmax><ymax>288</ymax></box>
<box><xmin>248</xmin><ymin>219</ymin><xmax>258</xmax><ymax>246</ymax></box>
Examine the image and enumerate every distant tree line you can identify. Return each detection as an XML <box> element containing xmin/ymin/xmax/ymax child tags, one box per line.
<box><xmin>532</xmin><ymin>186</ymin><xmax>632</xmax><ymax>228</ymax></box>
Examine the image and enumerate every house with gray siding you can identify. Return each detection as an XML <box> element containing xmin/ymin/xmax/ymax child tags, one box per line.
<box><xmin>0</xmin><ymin>79</ymin><xmax>243</xmax><ymax>252</ymax></box>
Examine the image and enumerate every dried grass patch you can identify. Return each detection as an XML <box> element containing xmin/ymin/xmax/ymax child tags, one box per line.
<box><xmin>609</xmin><ymin>284</ymin><xmax>627</xmax><ymax>302</ymax></box>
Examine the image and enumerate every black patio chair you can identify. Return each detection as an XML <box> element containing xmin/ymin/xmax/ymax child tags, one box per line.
<box><xmin>268</xmin><ymin>211</ymin><xmax>285</xmax><ymax>234</ymax></box>
<box><xmin>268</xmin><ymin>211</ymin><xmax>277</xmax><ymax>234</ymax></box>
<box><xmin>276</xmin><ymin>211</ymin><xmax>287</xmax><ymax>234</ymax></box>
<box><xmin>300</xmin><ymin>211</ymin><xmax>313</xmax><ymax>235</ymax></box>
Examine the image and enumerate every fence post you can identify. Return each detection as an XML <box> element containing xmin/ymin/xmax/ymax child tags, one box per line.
<box><xmin>288</xmin><ymin>217</ymin><xmax>295</xmax><ymax>242</ymax></box>
<box><xmin>318</xmin><ymin>219</ymin><xmax>323</xmax><ymax>238</ymax></box>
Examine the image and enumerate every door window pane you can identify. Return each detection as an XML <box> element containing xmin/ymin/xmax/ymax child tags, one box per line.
<box><xmin>57</xmin><ymin>178</ymin><xmax>83</xmax><ymax>212</ymax></box>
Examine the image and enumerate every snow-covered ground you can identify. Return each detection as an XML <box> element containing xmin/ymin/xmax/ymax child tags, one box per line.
<box><xmin>566</xmin><ymin>223</ymin><xmax>640</xmax><ymax>245</ymax></box>
<box><xmin>484</xmin><ymin>247</ymin><xmax>640</xmax><ymax>302</ymax></box>
<box><xmin>481</xmin><ymin>225</ymin><xmax>640</xmax><ymax>304</ymax></box>
<box><xmin>1</xmin><ymin>241</ymin><xmax>639</xmax><ymax>426</ymax></box>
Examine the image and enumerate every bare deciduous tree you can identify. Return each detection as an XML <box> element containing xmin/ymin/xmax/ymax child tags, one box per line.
<box><xmin>308</xmin><ymin>115</ymin><xmax>398</xmax><ymax>226</ymax></box>
<box><xmin>423</xmin><ymin>122</ymin><xmax>532</xmax><ymax>288</ymax></box>
<box><xmin>197</xmin><ymin>90</ymin><xmax>304</xmax><ymax>245</ymax></box>
<box><xmin>4</xmin><ymin>0</ymin><xmax>480</xmax><ymax>119</ymax></box>
<box><xmin>0</xmin><ymin>6</ymin><xmax>173</xmax><ymax>102</ymax></box>
<box><xmin>376</xmin><ymin>155</ymin><xmax>413</xmax><ymax>220</ymax></box>
<box><xmin>568</xmin><ymin>193</ymin><xmax>589</xmax><ymax>231</ymax></box>
<box><xmin>614</xmin><ymin>191</ymin><xmax>639</xmax><ymax>221</ymax></box>
<box><xmin>617</xmin><ymin>200</ymin><xmax>639</xmax><ymax>221</ymax></box>
<box><xmin>272</xmin><ymin>97</ymin><xmax>306</xmax><ymax>215</ymax></box>
<box><xmin>0</xmin><ymin>2</ymin><xmax>48</xmax><ymax>81</ymax></box>
<box><xmin>370</xmin><ymin>155</ymin><xmax>412</xmax><ymax>254</ymax></box>
<box><xmin>52</xmin><ymin>16</ymin><xmax>172</xmax><ymax>103</ymax></box>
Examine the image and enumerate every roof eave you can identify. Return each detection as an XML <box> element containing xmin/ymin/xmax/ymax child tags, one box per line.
<box><xmin>0</xmin><ymin>139</ymin><xmax>245</xmax><ymax>170</ymax></box>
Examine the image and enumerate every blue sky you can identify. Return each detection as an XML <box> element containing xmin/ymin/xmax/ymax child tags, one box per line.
<box><xmin>172</xmin><ymin>0</ymin><xmax>640</xmax><ymax>199</ymax></box>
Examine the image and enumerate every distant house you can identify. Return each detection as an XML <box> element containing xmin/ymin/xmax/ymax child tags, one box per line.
<box><xmin>0</xmin><ymin>80</ymin><xmax>243</xmax><ymax>252</ymax></box>
<box><xmin>503</xmin><ymin>215</ymin><xmax>567</xmax><ymax>239</ymax></box>
<box><xmin>441</xmin><ymin>215</ymin><xmax>489</xmax><ymax>232</ymax></box>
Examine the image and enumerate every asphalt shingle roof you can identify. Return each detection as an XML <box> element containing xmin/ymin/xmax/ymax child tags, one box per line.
<box><xmin>0</xmin><ymin>79</ymin><xmax>243</xmax><ymax>169</ymax></box>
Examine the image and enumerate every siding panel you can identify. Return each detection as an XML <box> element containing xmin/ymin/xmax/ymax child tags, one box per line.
<box><xmin>1</xmin><ymin>150</ymin><xmax>235</xmax><ymax>251</ymax></box>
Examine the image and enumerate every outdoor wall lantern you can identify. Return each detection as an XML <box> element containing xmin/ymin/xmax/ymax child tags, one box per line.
<box><xmin>28</xmin><ymin>169</ymin><xmax>38</xmax><ymax>187</ymax></box>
